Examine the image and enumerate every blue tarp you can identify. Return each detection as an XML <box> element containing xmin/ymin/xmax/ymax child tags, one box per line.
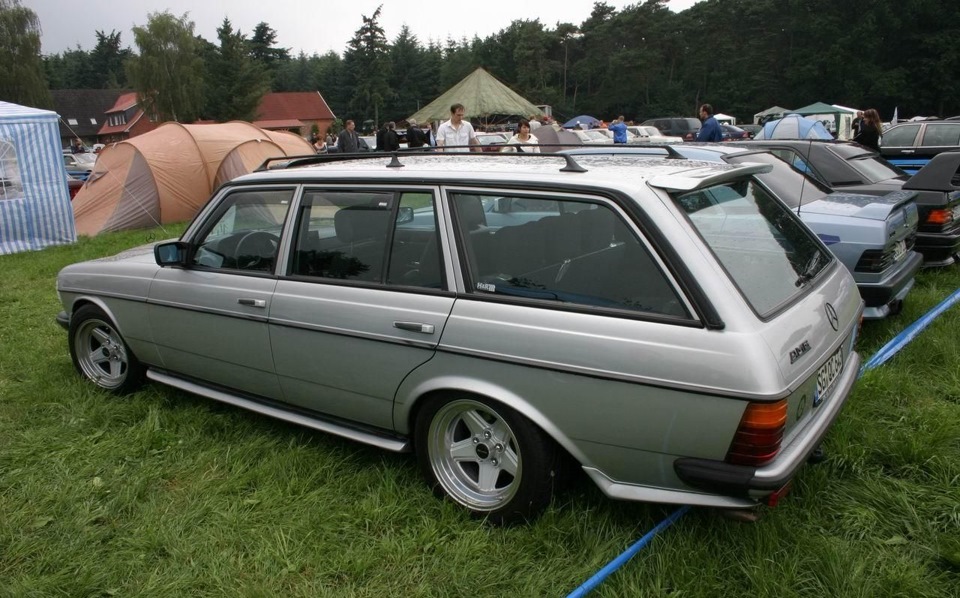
<box><xmin>0</xmin><ymin>101</ymin><xmax>76</xmax><ymax>254</ymax></box>
<box><xmin>562</xmin><ymin>115</ymin><xmax>600</xmax><ymax>129</ymax></box>
<box><xmin>753</xmin><ymin>114</ymin><xmax>834</xmax><ymax>140</ymax></box>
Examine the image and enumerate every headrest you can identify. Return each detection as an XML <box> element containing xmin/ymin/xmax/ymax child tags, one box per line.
<box><xmin>457</xmin><ymin>196</ymin><xmax>486</xmax><ymax>231</ymax></box>
<box><xmin>334</xmin><ymin>206</ymin><xmax>391</xmax><ymax>243</ymax></box>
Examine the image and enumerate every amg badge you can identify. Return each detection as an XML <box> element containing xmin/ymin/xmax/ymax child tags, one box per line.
<box><xmin>789</xmin><ymin>340</ymin><xmax>811</xmax><ymax>364</ymax></box>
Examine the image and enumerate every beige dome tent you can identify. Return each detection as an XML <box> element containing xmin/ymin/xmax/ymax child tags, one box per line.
<box><xmin>72</xmin><ymin>121</ymin><xmax>314</xmax><ymax>235</ymax></box>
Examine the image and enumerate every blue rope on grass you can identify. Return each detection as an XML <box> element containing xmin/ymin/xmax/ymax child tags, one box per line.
<box><xmin>566</xmin><ymin>505</ymin><xmax>691</xmax><ymax>598</ymax></box>
<box><xmin>860</xmin><ymin>286</ymin><xmax>960</xmax><ymax>373</ymax></box>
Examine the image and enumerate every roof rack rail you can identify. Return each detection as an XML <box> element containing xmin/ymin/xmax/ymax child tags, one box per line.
<box><xmin>254</xmin><ymin>145</ymin><xmax>590</xmax><ymax>173</ymax></box>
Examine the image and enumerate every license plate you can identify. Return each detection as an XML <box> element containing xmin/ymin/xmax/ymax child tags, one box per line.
<box><xmin>814</xmin><ymin>347</ymin><xmax>844</xmax><ymax>407</ymax></box>
<box><xmin>892</xmin><ymin>239</ymin><xmax>907</xmax><ymax>262</ymax></box>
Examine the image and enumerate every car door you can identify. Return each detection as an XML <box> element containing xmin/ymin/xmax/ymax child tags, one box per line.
<box><xmin>148</xmin><ymin>186</ymin><xmax>296</xmax><ymax>399</ymax></box>
<box><xmin>269</xmin><ymin>187</ymin><xmax>455</xmax><ymax>430</ymax></box>
<box><xmin>881</xmin><ymin>123</ymin><xmax>923</xmax><ymax>173</ymax></box>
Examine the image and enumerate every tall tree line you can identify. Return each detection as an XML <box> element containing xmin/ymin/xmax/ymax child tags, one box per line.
<box><xmin>6</xmin><ymin>0</ymin><xmax>960</xmax><ymax>126</ymax></box>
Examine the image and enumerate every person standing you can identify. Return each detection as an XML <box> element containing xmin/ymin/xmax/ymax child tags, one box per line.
<box><xmin>336</xmin><ymin>119</ymin><xmax>360</xmax><ymax>153</ymax></box>
<box><xmin>406</xmin><ymin>119</ymin><xmax>427</xmax><ymax>148</ymax></box>
<box><xmin>528</xmin><ymin>114</ymin><xmax>542</xmax><ymax>131</ymax></box>
<box><xmin>70</xmin><ymin>138</ymin><xmax>85</xmax><ymax>153</ymax></box>
<box><xmin>853</xmin><ymin>108</ymin><xmax>882</xmax><ymax>152</ymax></box>
<box><xmin>852</xmin><ymin>110</ymin><xmax>864</xmax><ymax>137</ymax></box>
<box><xmin>436</xmin><ymin>103</ymin><xmax>479</xmax><ymax>152</ymax></box>
<box><xmin>501</xmin><ymin>119</ymin><xmax>540</xmax><ymax>153</ymax></box>
<box><xmin>696</xmin><ymin>104</ymin><xmax>723</xmax><ymax>142</ymax></box>
<box><xmin>383</xmin><ymin>122</ymin><xmax>401</xmax><ymax>152</ymax></box>
<box><xmin>608</xmin><ymin>115</ymin><xmax>628</xmax><ymax>144</ymax></box>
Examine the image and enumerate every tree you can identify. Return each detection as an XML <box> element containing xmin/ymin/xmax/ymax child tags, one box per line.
<box><xmin>126</xmin><ymin>11</ymin><xmax>205</xmax><ymax>122</ymax></box>
<box><xmin>203</xmin><ymin>18</ymin><xmax>270</xmax><ymax>121</ymax></box>
<box><xmin>88</xmin><ymin>30</ymin><xmax>132</xmax><ymax>88</ymax></box>
<box><xmin>0</xmin><ymin>0</ymin><xmax>52</xmax><ymax>107</ymax></box>
<box><xmin>388</xmin><ymin>26</ymin><xmax>433</xmax><ymax>120</ymax></box>
<box><xmin>250</xmin><ymin>21</ymin><xmax>290</xmax><ymax>87</ymax></box>
<box><xmin>343</xmin><ymin>5</ymin><xmax>391</xmax><ymax>128</ymax></box>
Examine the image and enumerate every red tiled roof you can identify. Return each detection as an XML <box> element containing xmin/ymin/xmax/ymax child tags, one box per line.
<box><xmin>253</xmin><ymin>119</ymin><xmax>305</xmax><ymax>129</ymax></box>
<box><xmin>257</xmin><ymin>92</ymin><xmax>335</xmax><ymax>122</ymax></box>
<box><xmin>105</xmin><ymin>92</ymin><xmax>139</xmax><ymax>113</ymax></box>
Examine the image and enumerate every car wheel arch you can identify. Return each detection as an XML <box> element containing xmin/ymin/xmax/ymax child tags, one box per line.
<box><xmin>400</xmin><ymin>381</ymin><xmax>589</xmax><ymax>467</ymax></box>
<box><xmin>69</xmin><ymin>297</ymin><xmax>126</xmax><ymax>337</ymax></box>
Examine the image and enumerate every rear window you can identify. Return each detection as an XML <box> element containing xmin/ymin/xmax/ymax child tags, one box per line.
<box><xmin>831</xmin><ymin>144</ymin><xmax>908</xmax><ymax>182</ymax></box>
<box><xmin>921</xmin><ymin>124</ymin><xmax>960</xmax><ymax>147</ymax></box>
<box><xmin>723</xmin><ymin>152</ymin><xmax>831</xmax><ymax>207</ymax></box>
<box><xmin>674</xmin><ymin>180</ymin><xmax>831</xmax><ymax>317</ymax></box>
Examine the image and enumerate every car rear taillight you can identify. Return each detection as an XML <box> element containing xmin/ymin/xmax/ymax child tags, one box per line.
<box><xmin>726</xmin><ymin>400</ymin><xmax>787</xmax><ymax>466</ymax></box>
<box><xmin>925</xmin><ymin>207</ymin><xmax>955</xmax><ymax>226</ymax></box>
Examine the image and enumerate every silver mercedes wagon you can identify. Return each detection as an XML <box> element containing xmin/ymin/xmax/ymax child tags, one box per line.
<box><xmin>56</xmin><ymin>152</ymin><xmax>863</xmax><ymax>524</ymax></box>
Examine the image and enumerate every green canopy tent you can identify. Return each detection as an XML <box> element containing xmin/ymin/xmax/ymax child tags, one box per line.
<box><xmin>407</xmin><ymin>67</ymin><xmax>543</xmax><ymax>127</ymax></box>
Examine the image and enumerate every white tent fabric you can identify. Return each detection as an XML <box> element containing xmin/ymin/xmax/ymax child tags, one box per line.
<box><xmin>714</xmin><ymin>113</ymin><xmax>737</xmax><ymax>125</ymax></box>
<box><xmin>0</xmin><ymin>101</ymin><xmax>76</xmax><ymax>254</ymax></box>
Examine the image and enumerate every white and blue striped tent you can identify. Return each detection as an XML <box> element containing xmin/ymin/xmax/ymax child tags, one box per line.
<box><xmin>0</xmin><ymin>101</ymin><xmax>76</xmax><ymax>254</ymax></box>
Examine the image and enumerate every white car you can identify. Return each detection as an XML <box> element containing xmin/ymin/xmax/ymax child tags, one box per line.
<box><xmin>571</xmin><ymin>129</ymin><xmax>613</xmax><ymax>145</ymax></box>
<box><xmin>628</xmin><ymin>126</ymin><xmax>684</xmax><ymax>144</ymax></box>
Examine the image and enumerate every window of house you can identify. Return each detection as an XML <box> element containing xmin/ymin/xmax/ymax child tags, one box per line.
<box><xmin>0</xmin><ymin>138</ymin><xmax>23</xmax><ymax>201</ymax></box>
<box><xmin>89</xmin><ymin>118</ymin><xmax>97</xmax><ymax>125</ymax></box>
<box><xmin>290</xmin><ymin>189</ymin><xmax>442</xmax><ymax>289</ymax></box>
<box><xmin>450</xmin><ymin>191</ymin><xmax>689</xmax><ymax>318</ymax></box>
<box><xmin>67</xmin><ymin>118</ymin><xmax>78</xmax><ymax>126</ymax></box>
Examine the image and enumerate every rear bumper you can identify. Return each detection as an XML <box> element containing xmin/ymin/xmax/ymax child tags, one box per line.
<box><xmin>674</xmin><ymin>350</ymin><xmax>861</xmax><ymax>498</ymax></box>
<box><xmin>857</xmin><ymin>250</ymin><xmax>923</xmax><ymax>316</ymax></box>
<box><xmin>915</xmin><ymin>228</ymin><xmax>960</xmax><ymax>267</ymax></box>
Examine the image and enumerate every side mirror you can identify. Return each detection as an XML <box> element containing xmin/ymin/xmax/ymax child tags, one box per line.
<box><xmin>155</xmin><ymin>241</ymin><xmax>189</xmax><ymax>266</ymax></box>
<box><xmin>396</xmin><ymin>206</ymin><xmax>414</xmax><ymax>225</ymax></box>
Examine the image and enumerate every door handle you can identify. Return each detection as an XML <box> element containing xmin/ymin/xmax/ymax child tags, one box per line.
<box><xmin>237</xmin><ymin>298</ymin><xmax>266</xmax><ymax>308</ymax></box>
<box><xmin>901</xmin><ymin>149</ymin><xmax>915</xmax><ymax>154</ymax></box>
<box><xmin>394</xmin><ymin>321</ymin><xmax>435</xmax><ymax>334</ymax></box>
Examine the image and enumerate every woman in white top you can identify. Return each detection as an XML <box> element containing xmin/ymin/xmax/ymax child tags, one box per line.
<box><xmin>501</xmin><ymin>119</ymin><xmax>540</xmax><ymax>153</ymax></box>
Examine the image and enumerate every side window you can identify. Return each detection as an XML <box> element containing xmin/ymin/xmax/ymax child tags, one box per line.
<box><xmin>0</xmin><ymin>138</ymin><xmax>22</xmax><ymax>201</ymax></box>
<box><xmin>769</xmin><ymin>148</ymin><xmax>821</xmax><ymax>182</ymax></box>
<box><xmin>451</xmin><ymin>192</ymin><xmax>689</xmax><ymax>318</ymax></box>
<box><xmin>291</xmin><ymin>189</ymin><xmax>442</xmax><ymax>288</ymax></box>
<box><xmin>921</xmin><ymin>124</ymin><xmax>960</xmax><ymax>147</ymax></box>
<box><xmin>883</xmin><ymin>125</ymin><xmax>919</xmax><ymax>147</ymax></box>
<box><xmin>192</xmin><ymin>188</ymin><xmax>293</xmax><ymax>272</ymax></box>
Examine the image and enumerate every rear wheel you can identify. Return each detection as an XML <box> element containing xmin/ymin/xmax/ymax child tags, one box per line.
<box><xmin>69</xmin><ymin>304</ymin><xmax>145</xmax><ymax>394</ymax></box>
<box><xmin>415</xmin><ymin>394</ymin><xmax>561</xmax><ymax>525</ymax></box>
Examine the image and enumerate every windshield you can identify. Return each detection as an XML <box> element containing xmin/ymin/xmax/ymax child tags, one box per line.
<box><xmin>674</xmin><ymin>179</ymin><xmax>831</xmax><ymax>317</ymax></box>
<box><xmin>723</xmin><ymin>151</ymin><xmax>831</xmax><ymax>208</ymax></box>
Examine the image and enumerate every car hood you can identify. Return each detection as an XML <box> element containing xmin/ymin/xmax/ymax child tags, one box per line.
<box><xmin>797</xmin><ymin>190</ymin><xmax>916</xmax><ymax>221</ymax></box>
<box><xmin>88</xmin><ymin>240</ymin><xmax>168</xmax><ymax>264</ymax></box>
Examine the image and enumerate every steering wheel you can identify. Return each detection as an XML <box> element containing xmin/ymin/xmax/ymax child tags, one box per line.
<box><xmin>234</xmin><ymin>231</ymin><xmax>279</xmax><ymax>270</ymax></box>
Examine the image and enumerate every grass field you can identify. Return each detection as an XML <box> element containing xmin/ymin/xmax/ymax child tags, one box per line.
<box><xmin>1</xmin><ymin>225</ymin><xmax>958</xmax><ymax>597</ymax></box>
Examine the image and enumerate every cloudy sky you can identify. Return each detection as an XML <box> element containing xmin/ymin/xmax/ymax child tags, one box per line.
<box><xmin>27</xmin><ymin>0</ymin><xmax>701</xmax><ymax>56</ymax></box>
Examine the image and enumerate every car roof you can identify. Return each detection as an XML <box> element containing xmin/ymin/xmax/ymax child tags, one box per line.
<box><xmin>234</xmin><ymin>153</ymin><xmax>771</xmax><ymax>194</ymax></box>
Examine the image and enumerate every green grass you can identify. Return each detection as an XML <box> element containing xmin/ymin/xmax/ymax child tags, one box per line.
<box><xmin>1</xmin><ymin>226</ymin><xmax>958</xmax><ymax>597</ymax></box>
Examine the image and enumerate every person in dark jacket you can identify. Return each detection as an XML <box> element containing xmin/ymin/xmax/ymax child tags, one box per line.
<box><xmin>696</xmin><ymin>104</ymin><xmax>723</xmax><ymax>142</ymax></box>
<box><xmin>383</xmin><ymin>122</ymin><xmax>401</xmax><ymax>152</ymax></box>
<box><xmin>336</xmin><ymin>119</ymin><xmax>360</xmax><ymax>153</ymax></box>
<box><xmin>853</xmin><ymin>108</ymin><xmax>882</xmax><ymax>152</ymax></box>
<box><xmin>406</xmin><ymin>119</ymin><xmax>426</xmax><ymax>148</ymax></box>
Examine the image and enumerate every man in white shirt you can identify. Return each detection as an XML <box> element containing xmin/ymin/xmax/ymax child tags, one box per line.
<box><xmin>436</xmin><ymin>103</ymin><xmax>480</xmax><ymax>152</ymax></box>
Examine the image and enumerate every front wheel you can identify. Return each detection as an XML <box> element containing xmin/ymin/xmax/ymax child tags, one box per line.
<box><xmin>69</xmin><ymin>304</ymin><xmax>145</xmax><ymax>394</ymax></box>
<box><xmin>415</xmin><ymin>394</ymin><xmax>561</xmax><ymax>525</ymax></box>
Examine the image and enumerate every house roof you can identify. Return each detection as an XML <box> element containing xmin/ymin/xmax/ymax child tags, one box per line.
<box><xmin>51</xmin><ymin>89</ymin><xmax>129</xmax><ymax>139</ymax></box>
<box><xmin>257</xmin><ymin>92</ymin><xmax>335</xmax><ymax>122</ymax></box>
<box><xmin>105</xmin><ymin>92</ymin><xmax>139</xmax><ymax>113</ymax></box>
<box><xmin>253</xmin><ymin>119</ymin><xmax>306</xmax><ymax>130</ymax></box>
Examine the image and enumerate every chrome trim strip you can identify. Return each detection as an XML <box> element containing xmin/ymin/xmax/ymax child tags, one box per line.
<box><xmin>146</xmin><ymin>369</ymin><xmax>410</xmax><ymax>452</ymax></box>
<box><xmin>267</xmin><ymin>317</ymin><xmax>439</xmax><ymax>350</ymax></box>
<box><xmin>58</xmin><ymin>287</ymin><xmax>146</xmax><ymax>303</ymax></box>
<box><xmin>437</xmin><ymin>344</ymin><xmax>790</xmax><ymax>401</ymax></box>
<box><xmin>146</xmin><ymin>298</ymin><xmax>270</xmax><ymax>323</ymax></box>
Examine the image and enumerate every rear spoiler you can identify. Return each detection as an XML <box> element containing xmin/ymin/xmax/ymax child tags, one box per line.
<box><xmin>903</xmin><ymin>151</ymin><xmax>960</xmax><ymax>192</ymax></box>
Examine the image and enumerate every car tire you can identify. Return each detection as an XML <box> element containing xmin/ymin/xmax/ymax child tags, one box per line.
<box><xmin>69</xmin><ymin>304</ymin><xmax>145</xmax><ymax>394</ymax></box>
<box><xmin>415</xmin><ymin>394</ymin><xmax>561</xmax><ymax>525</ymax></box>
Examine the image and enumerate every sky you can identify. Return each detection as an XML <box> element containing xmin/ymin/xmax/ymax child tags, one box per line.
<box><xmin>26</xmin><ymin>0</ymin><xmax>701</xmax><ymax>57</ymax></box>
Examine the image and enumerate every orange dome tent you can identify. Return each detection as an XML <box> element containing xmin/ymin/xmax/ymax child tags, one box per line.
<box><xmin>72</xmin><ymin>122</ymin><xmax>314</xmax><ymax>235</ymax></box>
